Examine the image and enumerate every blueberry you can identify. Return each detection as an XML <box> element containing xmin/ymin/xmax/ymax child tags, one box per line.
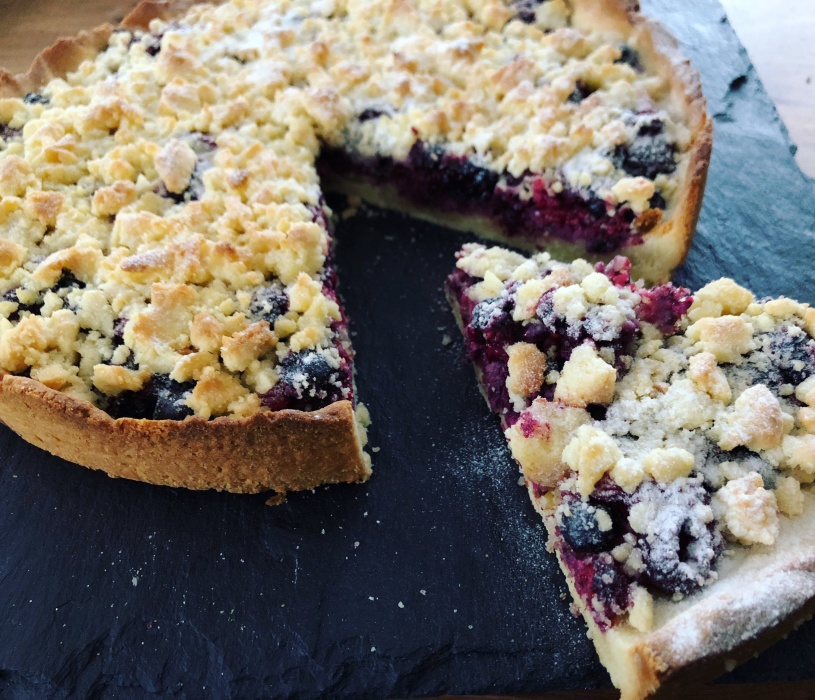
<box><xmin>559</xmin><ymin>499</ymin><xmax>617</xmax><ymax>553</ymax></box>
<box><xmin>470</xmin><ymin>297</ymin><xmax>506</xmax><ymax>330</ymax></box>
<box><xmin>249</xmin><ymin>285</ymin><xmax>289</xmax><ymax>325</ymax></box>
<box><xmin>23</xmin><ymin>92</ymin><xmax>49</xmax><ymax>105</ymax></box>
<box><xmin>278</xmin><ymin>350</ymin><xmax>338</xmax><ymax>399</ymax></box>
<box><xmin>151</xmin><ymin>375</ymin><xmax>195</xmax><ymax>420</ymax></box>
<box><xmin>586</xmin><ymin>196</ymin><xmax>607</xmax><ymax>218</ymax></box>
<box><xmin>615</xmin><ymin>45</ymin><xmax>642</xmax><ymax>71</ymax></box>
<box><xmin>568</xmin><ymin>81</ymin><xmax>596</xmax><ymax>104</ymax></box>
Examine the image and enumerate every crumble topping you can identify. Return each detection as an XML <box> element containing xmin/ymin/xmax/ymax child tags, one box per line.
<box><xmin>448</xmin><ymin>243</ymin><xmax>815</xmax><ymax>629</ymax></box>
<box><xmin>0</xmin><ymin>0</ymin><xmax>699</xmax><ymax>418</ymax></box>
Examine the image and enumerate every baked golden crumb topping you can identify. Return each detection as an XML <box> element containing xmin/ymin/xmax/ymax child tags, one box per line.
<box><xmin>0</xmin><ymin>0</ymin><xmax>695</xmax><ymax>418</ymax></box>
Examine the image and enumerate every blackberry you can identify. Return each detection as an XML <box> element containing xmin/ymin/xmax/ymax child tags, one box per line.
<box><xmin>611</xmin><ymin>121</ymin><xmax>677</xmax><ymax>180</ymax></box>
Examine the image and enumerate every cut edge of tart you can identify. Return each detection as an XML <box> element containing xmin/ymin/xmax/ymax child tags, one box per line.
<box><xmin>0</xmin><ymin>0</ymin><xmax>710</xmax><ymax>498</ymax></box>
<box><xmin>446</xmin><ymin>243</ymin><xmax>815</xmax><ymax>698</ymax></box>
<box><xmin>321</xmin><ymin>0</ymin><xmax>712</xmax><ymax>284</ymax></box>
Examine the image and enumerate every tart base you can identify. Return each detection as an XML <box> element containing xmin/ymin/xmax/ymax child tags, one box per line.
<box><xmin>0</xmin><ymin>374</ymin><xmax>371</xmax><ymax>495</ymax></box>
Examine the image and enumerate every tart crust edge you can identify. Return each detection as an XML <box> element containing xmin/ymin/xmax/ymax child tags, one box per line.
<box><xmin>0</xmin><ymin>373</ymin><xmax>370</xmax><ymax>495</ymax></box>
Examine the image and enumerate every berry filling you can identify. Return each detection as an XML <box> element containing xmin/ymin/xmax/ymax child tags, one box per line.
<box><xmin>552</xmin><ymin>475</ymin><xmax>723</xmax><ymax>630</ymax></box>
<box><xmin>445</xmin><ymin>257</ymin><xmax>689</xmax><ymax>424</ymax></box>
<box><xmin>318</xmin><ymin>141</ymin><xmax>652</xmax><ymax>254</ymax></box>
<box><xmin>106</xmin><ymin>375</ymin><xmax>195</xmax><ymax>421</ymax></box>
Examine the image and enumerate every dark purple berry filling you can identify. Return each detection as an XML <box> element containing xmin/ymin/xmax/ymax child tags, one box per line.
<box><xmin>610</xmin><ymin>119</ymin><xmax>677</xmax><ymax>181</ymax></box>
<box><xmin>318</xmin><ymin>141</ymin><xmax>647</xmax><ymax>254</ymax></box>
<box><xmin>153</xmin><ymin>133</ymin><xmax>216</xmax><ymax>204</ymax></box>
<box><xmin>447</xmin><ymin>255</ymin><xmax>695</xmax><ymax>427</ymax></box>
<box><xmin>3</xmin><ymin>271</ymin><xmax>85</xmax><ymax>323</ymax></box>
<box><xmin>567</xmin><ymin>80</ymin><xmax>597</xmax><ymax>104</ymax></box>
<box><xmin>553</xmin><ymin>475</ymin><xmax>723</xmax><ymax>629</ymax></box>
<box><xmin>636</xmin><ymin>283</ymin><xmax>693</xmax><ymax>334</ymax></box>
<box><xmin>249</xmin><ymin>285</ymin><xmax>289</xmax><ymax>325</ymax></box>
<box><xmin>23</xmin><ymin>92</ymin><xmax>49</xmax><ymax>105</ymax></box>
<box><xmin>615</xmin><ymin>45</ymin><xmax>642</xmax><ymax>71</ymax></box>
<box><xmin>261</xmin><ymin>349</ymin><xmax>351</xmax><ymax>412</ymax></box>
<box><xmin>513</xmin><ymin>0</ymin><xmax>544</xmax><ymax>24</ymax></box>
<box><xmin>0</xmin><ymin>123</ymin><xmax>22</xmax><ymax>144</ymax></box>
<box><xmin>106</xmin><ymin>374</ymin><xmax>195</xmax><ymax>421</ymax></box>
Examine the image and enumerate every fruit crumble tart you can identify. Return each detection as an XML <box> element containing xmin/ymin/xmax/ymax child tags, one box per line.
<box><xmin>0</xmin><ymin>0</ymin><xmax>710</xmax><ymax>494</ymax></box>
<box><xmin>447</xmin><ymin>242</ymin><xmax>815</xmax><ymax>699</ymax></box>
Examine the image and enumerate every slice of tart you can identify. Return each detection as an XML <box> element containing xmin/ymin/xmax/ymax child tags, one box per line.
<box><xmin>0</xmin><ymin>0</ymin><xmax>709</xmax><ymax>495</ymax></box>
<box><xmin>447</xmin><ymin>242</ymin><xmax>815</xmax><ymax>698</ymax></box>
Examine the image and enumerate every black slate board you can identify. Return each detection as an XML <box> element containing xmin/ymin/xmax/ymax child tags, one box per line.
<box><xmin>1</xmin><ymin>1</ymin><xmax>815</xmax><ymax>696</ymax></box>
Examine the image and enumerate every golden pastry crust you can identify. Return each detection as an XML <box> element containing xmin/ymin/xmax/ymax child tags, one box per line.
<box><xmin>0</xmin><ymin>373</ymin><xmax>370</xmax><ymax>494</ymax></box>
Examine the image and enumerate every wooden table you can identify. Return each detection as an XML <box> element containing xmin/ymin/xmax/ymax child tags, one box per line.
<box><xmin>1</xmin><ymin>2</ymin><xmax>814</xmax><ymax>698</ymax></box>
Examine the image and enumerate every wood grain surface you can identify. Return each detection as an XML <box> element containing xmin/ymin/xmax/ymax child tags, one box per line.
<box><xmin>1</xmin><ymin>1</ymin><xmax>814</xmax><ymax>698</ymax></box>
<box><xmin>719</xmin><ymin>0</ymin><xmax>815</xmax><ymax>177</ymax></box>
